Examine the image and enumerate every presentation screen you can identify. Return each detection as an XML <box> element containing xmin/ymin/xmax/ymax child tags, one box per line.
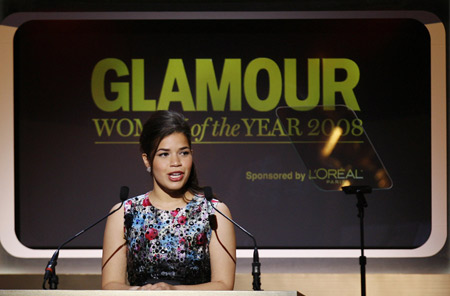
<box><xmin>1</xmin><ymin>11</ymin><xmax>446</xmax><ymax>258</ymax></box>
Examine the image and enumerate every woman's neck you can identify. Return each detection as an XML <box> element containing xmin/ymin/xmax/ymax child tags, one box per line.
<box><xmin>149</xmin><ymin>186</ymin><xmax>193</xmax><ymax>210</ymax></box>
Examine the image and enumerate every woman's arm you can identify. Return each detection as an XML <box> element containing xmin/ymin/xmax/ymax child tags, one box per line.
<box><xmin>207</xmin><ymin>202</ymin><xmax>237</xmax><ymax>289</ymax></box>
<box><xmin>101</xmin><ymin>202</ymin><xmax>133</xmax><ymax>290</ymax></box>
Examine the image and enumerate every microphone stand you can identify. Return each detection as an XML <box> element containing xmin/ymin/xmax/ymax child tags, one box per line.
<box><xmin>203</xmin><ymin>186</ymin><xmax>261</xmax><ymax>291</ymax></box>
<box><xmin>43</xmin><ymin>186</ymin><xmax>129</xmax><ymax>289</ymax></box>
<box><xmin>342</xmin><ymin>185</ymin><xmax>372</xmax><ymax>296</ymax></box>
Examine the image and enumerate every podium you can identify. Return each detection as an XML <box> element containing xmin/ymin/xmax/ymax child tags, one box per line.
<box><xmin>0</xmin><ymin>291</ymin><xmax>302</xmax><ymax>296</ymax></box>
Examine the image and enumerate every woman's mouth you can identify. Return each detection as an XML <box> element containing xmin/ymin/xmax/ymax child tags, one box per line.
<box><xmin>168</xmin><ymin>171</ymin><xmax>184</xmax><ymax>182</ymax></box>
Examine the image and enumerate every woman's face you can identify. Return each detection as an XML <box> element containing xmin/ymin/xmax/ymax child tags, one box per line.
<box><xmin>143</xmin><ymin>132</ymin><xmax>193</xmax><ymax>194</ymax></box>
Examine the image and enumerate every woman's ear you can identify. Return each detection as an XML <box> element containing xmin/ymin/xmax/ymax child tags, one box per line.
<box><xmin>142</xmin><ymin>153</ymin><xmax>150</xmax><ymax>169</ymax></box>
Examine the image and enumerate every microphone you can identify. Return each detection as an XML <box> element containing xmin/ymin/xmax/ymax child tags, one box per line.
<box><xmin>43</xmin><ymin>186</ymin><xmax>129</xmax><ymax>290</ymax></box>
<box><xmin>203</xmin><ymin>186</ymin><xmax>261</xmax><ymax>291</ymax></box>
<box><xmin>124</xmin><ymin>213</ymin><xmax>133</xmax><ymax>230</ymax></box>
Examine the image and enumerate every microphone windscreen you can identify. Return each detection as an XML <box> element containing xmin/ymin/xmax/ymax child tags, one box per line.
<box><xmin>208</xmin><ymin>214</ymin><xmax>218</xmax><ymax>230</ymax></box>
<box><xmin>120</xmin><ymin>186</ymin><xmax>130</xmax><ymax>201</ymax></box>
<box><xmin>203</xmin><ymin>186</ymin><xmax>213</xmax><ymax>201</ymax></box>
<box><xmin>124</xmin><ymin>213</ymin><xmax>133</xmax><ymax>229</ymax></box>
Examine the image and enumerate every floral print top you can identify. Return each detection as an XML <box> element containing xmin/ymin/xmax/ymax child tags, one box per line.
<box><xmin>123</xmin><ymin>192</ymin><xmax>218</xmax><ymax>286</ymax></box>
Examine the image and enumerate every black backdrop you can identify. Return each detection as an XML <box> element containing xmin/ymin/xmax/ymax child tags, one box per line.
<box><xmin>14</xmin><ymin>17</ymin><xmax>432</xmax><ymax>250</ymax></box>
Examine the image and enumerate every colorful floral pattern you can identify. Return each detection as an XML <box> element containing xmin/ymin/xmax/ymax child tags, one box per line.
<box><xmin>124</xmin><ymin>192</ymin><xmax>217</xmax><ymax>286</ymax></box>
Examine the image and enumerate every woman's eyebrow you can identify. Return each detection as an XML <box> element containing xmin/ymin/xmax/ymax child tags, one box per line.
<box><xmin>156</xmin><ymin>148</ymin><xmax>170</xmax><ymax>152</ymax></box>
<box><xmin>157</xmin><ymin>146</ymin><xmax>190</xmax><ymax>152</ymax></box>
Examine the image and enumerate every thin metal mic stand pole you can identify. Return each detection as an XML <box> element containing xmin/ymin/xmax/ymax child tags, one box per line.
<box><xmin>342</xmin><ymin>185</ymin><xmax>371</xmax><ymax>296</ymax></box>
<box><xmin>203</xmin><ymin>186</ymin><xmax>261</xmax><ymax>291</ymax></box>
<box><xmin>43</xmin><ymin>186</ymin><xmax>129</xmax><ymax>289</ymax></box>
<box><xmin>212</xmin><ymin>205</ymin><xmax>261</xmax><ymax>291</ymax></box>
<box><xmin>356</xmin><ymin>190</ymin><xmax>367</xmax><ymax>296</ymax></box>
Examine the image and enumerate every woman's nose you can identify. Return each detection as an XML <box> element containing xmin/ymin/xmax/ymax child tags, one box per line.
<box><xmin>170</xmin><ymin>155</ymin><xmax>181</xmax><ymax>166</ymax></box>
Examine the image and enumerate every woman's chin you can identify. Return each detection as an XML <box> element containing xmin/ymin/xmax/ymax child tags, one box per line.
<box><xmin>161</xmin><ymin>184</ymin><xmax>187</xmax><ymax>195</ymax></box>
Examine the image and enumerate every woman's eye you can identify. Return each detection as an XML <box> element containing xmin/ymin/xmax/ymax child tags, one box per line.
<box><xmin>158</xmin><ymin>152</ymin><xmax>169</xmax><ymax>157</ymax></box>
<box><xmin>180</xmin><ymin>150</ymin><xmax>190</xmax><ymax>156</ymax></box>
